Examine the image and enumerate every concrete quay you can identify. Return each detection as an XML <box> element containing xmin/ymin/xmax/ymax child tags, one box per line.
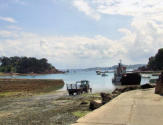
<box><xmin>72</xmin><ymin>88</ymin><xmax>163</xmax><ymax>125</ymax></box>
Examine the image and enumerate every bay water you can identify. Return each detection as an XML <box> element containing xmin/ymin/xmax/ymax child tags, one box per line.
<box><xmin>0</xmin><ymin>70</ymin><xmax>155</xmax><ymax>92</ymax></box>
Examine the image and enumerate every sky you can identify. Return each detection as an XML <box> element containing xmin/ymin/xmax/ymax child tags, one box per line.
<box><xmin>0</xmin><ymin>0</ymin><xmax>163</xmax><ymax>69</ymax></box>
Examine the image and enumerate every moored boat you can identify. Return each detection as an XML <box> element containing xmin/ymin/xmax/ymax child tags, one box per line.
<box><xmin>141</xmin><ymin>74</ymin><xmax>151</xmax><ymax>78</ymax></box>
<box><xmin>112</xmin><ymin>61</ymin><xmax>126</xmax><ymax>85</ymax></box>
<box><xmin>112</xmin><ymin>61</ymin><xmax>141</xmax><ymax>85</ymax></box>
<box><xmin>101</xmin><ymin>73</ymin><xmax>108</xmax><ymax>77</ymax></box>
<box><xmin>96</xmin><ymin>70</ymin><xmax>101</xmax><ymax>75</ymax></box>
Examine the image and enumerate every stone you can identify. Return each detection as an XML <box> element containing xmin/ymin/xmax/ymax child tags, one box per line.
<box><xmin>100</xmin><ymin>93</ymin><xmax>112</xmax><ymax>104</ymax></box>
<box><xmin>112</xmin><ymin>86</ymin><xmax>139</xmax><ymax>95</ymax></box>
<box><xmin>112</xmin><ymin>88</ymin><xmax>121</xmax><ymax>95</ymax></box>
<box><xmin>141</xmin><ymin>84</ymin><xmax>153</xmax><ymax>89</ymax></box>
<box><xmin>80</xmin><ymin>101</ymin><xmax>88</xmax><ymax>105</ymax></box>
<box><xmin>155</xmin><ymin>72</ymin><xmax>163</xmax><ymax>95</ymax></box>
<box><xmin>89</xmin><ymin>100</ymin><xmax>102</xmax><ymax>110</ymax></box>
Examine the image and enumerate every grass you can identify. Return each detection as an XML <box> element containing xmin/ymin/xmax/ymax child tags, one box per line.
<box><xmin>0</xmin><ymin>92</ymin><xmax>24</xmax><ymax>98</ymax></box>
<box><xmin>72</xmin><ymin>111</ymin><xmax>90</xmax><ymax>118</ymax></box>
<box><xmin>0</xmin><ymin>79</ymin><xmax>64</xmax><ymax>98</ymax></box>
<box><xmin>0</xmin><ymin>72</ymin><xmax>12</xmax><ymax>76</ymax></box>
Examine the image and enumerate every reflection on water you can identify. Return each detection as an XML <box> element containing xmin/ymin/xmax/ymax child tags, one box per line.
<box><xmin>0</xmin><ymin>71</ymin><xmax>156</xmax><ymax>92</ymax></box>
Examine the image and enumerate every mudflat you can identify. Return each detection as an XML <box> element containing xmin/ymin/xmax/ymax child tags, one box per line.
<box><xmin>0</xmin><ymin>92</ymin><xmax>100</xmax><ymax>125</ymax></box>
<box><xmin>0</xmin><ymin>79</ymin><xmax>100</xmax><ymax>125</ymax></box>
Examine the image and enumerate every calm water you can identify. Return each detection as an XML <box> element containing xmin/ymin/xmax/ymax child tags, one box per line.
<box><xmin>0</xmin><ymin>71</ymin><xmax>156</xmax><ymax>92</ymax></box>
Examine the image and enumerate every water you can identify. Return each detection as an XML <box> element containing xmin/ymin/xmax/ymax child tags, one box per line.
<box><xmin>0</xmin><ymin>71</ymin><xmax>157</xmax><ymax>92</ymax></box>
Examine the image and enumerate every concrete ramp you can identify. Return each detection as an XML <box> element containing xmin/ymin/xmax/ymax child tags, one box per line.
<box><xmin>72</xmin><ymin>89</ymin><xmax>163</xmax><ymax>125</ymax></box>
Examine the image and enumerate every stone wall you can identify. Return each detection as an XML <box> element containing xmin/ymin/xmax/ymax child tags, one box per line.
<box><xmin>155</xmin><ymin>72</ymin><xmax>163</xmax><ymax>95</ymax></box>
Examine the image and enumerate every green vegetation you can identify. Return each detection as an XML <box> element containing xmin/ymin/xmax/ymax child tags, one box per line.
<box><xmin>147</xmin><ymin>48</ymin><xmax>163</xmax><ymax>70</ymax></box>
<box><xmin>72</xmin><ymin>111</ymin><xmax>90</xmax><ymax>118</ymax></box>
<box><xmin>0</xmin><ymin>56</ymin><xmax>61</xmax><ymax>74</ymax></box>
<box><xmin>0</xmin><ymin>79</ymin><xmax>64</xmax><ymax>97</ymax></box>
<box><xmin>0</xmin><ymin>92</ymin><xmax>24</xmax><ymax>98</ymax></box>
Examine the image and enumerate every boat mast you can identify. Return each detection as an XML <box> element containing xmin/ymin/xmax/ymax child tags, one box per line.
<box><xmin>119</xmin><ymin>59</ymin><xmax>122</xmax><ymax>65</ymax></box>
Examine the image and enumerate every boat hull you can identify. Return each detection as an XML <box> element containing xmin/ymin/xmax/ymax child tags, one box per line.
<box><xmin>112</xmin><ymin>73</ymin><xmax>141</xmax><ymax>85</ymax></box>
<box><xmin>121</xmin><ymin>73</ymin><xmax>141</xmax><ymax>85</ymax></box>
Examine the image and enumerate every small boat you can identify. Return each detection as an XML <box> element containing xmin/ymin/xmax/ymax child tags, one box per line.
<box><xmin>96</xmin><ymin>70</ymin><xmax>101</xmax><ymax>75</ymax></box>
<box><xmin>101</xmin><ymin>73</ymin><xmax>108</xmax><ymax>77</ymax></box>
<box><xmin>141</xmin><ymin>74</ymin><xmax>151</xmax><ymax>78</ymax></box>
<box><xmin>152</xmin><ymin>73</ymin><xmax>161</xmax><ymax>76</ymax></box>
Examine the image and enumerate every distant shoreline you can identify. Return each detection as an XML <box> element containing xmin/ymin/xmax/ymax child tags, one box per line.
<box><xmin>133</xmin><ymin>70</ymin><xmax>161</xmax><ymax>74</ymax></box>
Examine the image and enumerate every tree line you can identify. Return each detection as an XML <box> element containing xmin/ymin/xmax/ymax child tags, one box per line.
<box><xmin>0</xmin><ymin>56</ymin><xmax>59</xmax><ymax>73</ymax></box>
<box><xmin>138</xmin><ymin>48</ymin><xmax>163</xmax><ymax>71</ymax></box>
<box><xmin>147</xmin><ymin>48</ymin><xmax>163</xmax><ymax>70</ymax></box>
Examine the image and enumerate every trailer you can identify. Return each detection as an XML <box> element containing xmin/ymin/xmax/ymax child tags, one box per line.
<box><xmin>66</xmin><ymin>80</ymin><xmax>92</xmax><ymax>95</ymax></box>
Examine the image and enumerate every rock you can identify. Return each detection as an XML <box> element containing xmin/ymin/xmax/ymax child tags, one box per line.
<box><xmin>151</xmin><ymin>84</ymin><xmax>156</xmax><ymax>88</ymax></box>
<box><xmin>121</xmin><ymin>87</ymin><xmax>134</xmax><ymax>92</ymax></box>
<box><xmin>94</xmin><ymin>100</ymin><xmax>102</xmax><ymax>103</ymax></box>
<box><xmin>141</xmin><ymin>84</ymin><xmax>153</xmax><ymax>89</ymax></box>
<box><xmin>112</xmin><ymin>86</ymin><xmax>139</xmax><ymax>94</ymax></box>
<box><xmin>100</xmin><ymin>93</ymin><xmax>112</xmax><ymax>104</ymax></box>
<box><xmin>80</xmin><ymin>101</ymin><xmax>88</xmax><ymax>105</ymax></box>
<box><xmin>155</xmin><ymin>72</ymin><xmax>163</xmax><ymax>95</ymax></box>
<box><xmin>112</xmin><ymin>88</ymin><xmax>121</xmax><ymax>95</ymax></box>
<box><xmin>89</xmin><ymin>100</ymin><xmax>102</xmax><ymax>110</ymax></box>
<box><xmin>111</xmin><ymin>93</ymin><xmax>119</xmax><ymax>98</ymax></box>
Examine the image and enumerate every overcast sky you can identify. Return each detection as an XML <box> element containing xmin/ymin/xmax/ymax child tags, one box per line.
<box><xmin>0</xmin><ymin>0</ymin><xmax>163</xmax><ymax>69</ymax></box>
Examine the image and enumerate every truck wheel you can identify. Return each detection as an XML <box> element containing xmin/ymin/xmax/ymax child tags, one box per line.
<box><xmin>69</xmin><ymin>92</ymin><xmax>72</xmax><ymax>95</ymax></box>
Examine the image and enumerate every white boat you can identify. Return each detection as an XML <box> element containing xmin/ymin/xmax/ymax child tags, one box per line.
<box><xmin>141</xmin><ymin>74</ymin><xmax>151</xmax><ymax>78</ymax></box>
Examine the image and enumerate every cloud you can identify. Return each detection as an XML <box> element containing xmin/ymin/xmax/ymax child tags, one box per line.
<box><xmin>117</xmin><ymin>18</ymin><xmax>163</xmax><ymax>62</ymax></box>
<box><xmin>71</xmin><ymin>0</ymin><xmax>163</xmax><ymax>63</ymax></box>
<box><xmin>0</xmin><ymin>0</ymin><xmax>163</xmax><ymax>68</ymax></box>
<box><xmin>0</xmin><ymin>0</ymin><xmax>27</xmax><ymax>9</ymax></box>
<box><xmin>73</xmin><ymin>0</ymin><xmax>100</xmax><ymax>20</ymax></box>
<box><xmin>0</xmin><ymin>30</ymin><xmax>16</xmax><ymax>38</ymax></box>
<box><xmin>0</xmin><ymin>0</ymin><xmax>26</xmax><ymax>5</ymax></box>
<box><xmin>14</xmin><ymin>0</ymin><xmax>26</xmax><ymax>5</ymax></box>
<box><xmin>89</xmin><ymin>0</ymin><xmax>162</xmax><ymax>16</ymax></box>
<box><xmin>0</xmin><ymin>21</ymin><xmax>163</xmax><ymax>68</ymax></box>
<box><xmin>72</xmin><ymin>0</ymin><xmax>163</xmax><ymax>21</ymax></box>
<box><xmin>0</xmin><ymin>16</ymin><xmax>16</xmax><ymax>23</ymax></box>
<box><xmin>6</xmin><ymin>25</ymin><xmax>22</xmax><ymax>30</ymax></box>
<box><xmin>0</xmin><ymin>29</ymin><xmax>128</xmax><ymax>68</ymax></box>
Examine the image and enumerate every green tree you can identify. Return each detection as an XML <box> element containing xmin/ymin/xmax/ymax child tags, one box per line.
<box><xmin>0</xmin><ymin>56</ymin><xmax>58</xmax><ymax>73</ymax></box>
<box><xmin>147</xmin><ymin>48</ymin><xmax>163</xmax><ymax>70</ymax></box>
<box><xmin>155</xmin><ymin>48</ymin><xmax>163</xmax><ymax>70</ymax></box>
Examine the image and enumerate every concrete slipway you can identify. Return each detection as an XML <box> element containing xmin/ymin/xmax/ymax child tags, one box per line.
<box><xmin>72</xmin><ymin>88</ymin><xmax>163</xmax><ymax>125</ymax></box>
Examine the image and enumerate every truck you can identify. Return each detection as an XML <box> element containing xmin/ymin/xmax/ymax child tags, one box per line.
<box><xmin>66</xmin><ymin>80</ymin><xmax>92</xmax><ymax>95</ymax></box>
